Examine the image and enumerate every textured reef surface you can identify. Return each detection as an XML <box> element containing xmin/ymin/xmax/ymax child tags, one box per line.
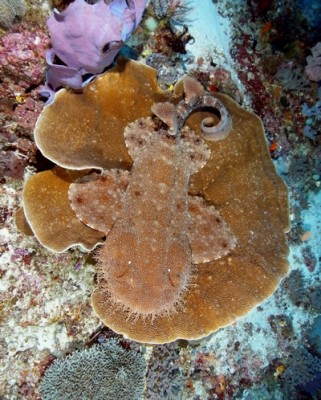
<box><xmin>0</xmin><ymin>0</ymin><xmax>321</xmax><ymax>399</ymax></box>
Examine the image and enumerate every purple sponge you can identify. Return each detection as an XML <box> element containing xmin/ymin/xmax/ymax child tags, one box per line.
<box><xmin>43</xmin><ymin>0</ymin><xmax>148</xmax><ymax>100</ymax></box>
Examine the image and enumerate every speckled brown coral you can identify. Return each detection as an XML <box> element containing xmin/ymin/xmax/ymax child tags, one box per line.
<box><xmin>21</xmin><ymin>58</ymin><xmax>289</xmax><ymax>343</ymax></box>
<box><xmin>34</xmin><ymin>57</ymin><xmax>167</xmax><ymax>170</ymax></box>
<box><xmin>22</xmin><ymin>167</ymin><xmax>105</xmax><ymax>252</ymax></box>
<box><xmin>14</xmin><ymin>207</ymin><xmax>33</xmax><ymax>236</ymax></box>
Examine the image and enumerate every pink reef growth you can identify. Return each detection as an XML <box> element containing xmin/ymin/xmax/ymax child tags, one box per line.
<box><xmin>0</xmin><ymin>25</ymin><xmax>50</xmax><ymax>91</ymax></box>
<box><xmin>0</xmin><ymin>24</ymin><xmax>49</xmax><ymax>180</ymax></box>
<box><xmin>13</xmin><ymin>96</ymin><xmax>44</xmax><ymax>130</ymax></box>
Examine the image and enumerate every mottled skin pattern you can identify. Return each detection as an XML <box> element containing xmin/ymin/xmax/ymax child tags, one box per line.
<box><xmin>69</xmin><ymin>169</ymin><xmax>130</xmax><ymax>233</ymax></box>
<box><xmin>98</xmin><ymin>120</ymin><xmax>199</xmax><ymax>316</ymax></box>
<box><xmin>94</xmin><ymin>81</ymin><xmax>235</xmax><ymax>317</ymax></box>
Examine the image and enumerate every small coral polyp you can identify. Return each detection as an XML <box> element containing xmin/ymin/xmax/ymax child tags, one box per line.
<box><xmin>19</xmin><ymin>58</ymin><xmax>290</xmax><ymax>343</ymax></box>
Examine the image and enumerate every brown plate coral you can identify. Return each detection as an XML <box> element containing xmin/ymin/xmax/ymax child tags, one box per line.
<box><xmin>19</xmin><ymin>57</ymin><xmax>290</xmax><ymax>344</ymax></box>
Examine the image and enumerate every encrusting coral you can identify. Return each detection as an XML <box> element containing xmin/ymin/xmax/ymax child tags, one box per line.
<box><xmin>35</xmin><ymin>58</ymin><xmax>164</xmax><ymax>171</ymax></box>
<box><xmin>18</xmin><ymin>58</ymin><xmax>290</xmax><ymax>343</ymax></box>
<box><xmin>22</xmin><ymin>168</ymin><xmax>105</xmax><ymax>252</ymax></box>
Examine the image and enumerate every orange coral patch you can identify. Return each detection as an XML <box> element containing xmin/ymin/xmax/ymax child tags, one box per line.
<box><xmin>22</xmin><ymin>167</ymin><xmax>105</xmax><ymax>252</ymax></box>
<box><xmin>34</xmin><ymin>57</ymin><xmax>168</xmax><ymax>171</ymax></box>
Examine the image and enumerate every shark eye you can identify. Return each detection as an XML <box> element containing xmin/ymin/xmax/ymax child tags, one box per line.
<box><xmin>125</xmin><ymin>0</ymin><xmax>135</xmax><ymax>9</ymax></box>
<box><xmin>102</xmin><ymin>41</ymin><xmax>122</xmax><ymax>53</ymax></box>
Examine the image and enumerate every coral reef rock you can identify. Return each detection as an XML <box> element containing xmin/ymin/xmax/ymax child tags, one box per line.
<box><xmin>0</xmin><ymin>0</ymin><xmax>26</xmax><ymax>30</ymax></box>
